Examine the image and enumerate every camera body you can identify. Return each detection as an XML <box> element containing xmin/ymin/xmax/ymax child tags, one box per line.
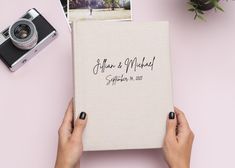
<box><xmin>0</xmin><ymin>8</ymin><xmax>57</xmax><ymax>72</ymax></box>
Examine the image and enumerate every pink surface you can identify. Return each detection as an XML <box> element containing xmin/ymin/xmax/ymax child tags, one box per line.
<box><xmin>0</xmin><ymin>0</ymin><xmax>235</xmax><ymax>167</ymax></box>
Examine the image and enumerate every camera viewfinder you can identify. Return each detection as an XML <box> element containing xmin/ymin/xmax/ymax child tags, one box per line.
<box><xmin>3</xmin><ymin>29</ymin><xmax>9</xmax><ymax>38</ymax></box>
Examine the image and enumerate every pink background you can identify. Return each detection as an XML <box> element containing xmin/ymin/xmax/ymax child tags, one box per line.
<box><xmin>0</xmin><ymin>0</ymin><xmax>235</xmax><ymax>167</ymax></box>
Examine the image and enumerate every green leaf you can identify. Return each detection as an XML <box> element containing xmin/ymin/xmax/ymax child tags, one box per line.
<box><xmin>211</xmin><ymin>0</ymin><xmax>217</xmax><ymax>6</ymax></box>
<box><xmin>197</xmin><ymin>15</ymin><xmax>205</xmax><ymax>20</ymax></box>
<box><xmin>187</xmin><ymin>1</ymin><xmax>198</xmax><ymax>6</ymax></box>
<box><xmin>205</xmin><ymin>0</ymin><xmax>212</xmax><ymax>5</ymax></box>
<box><xmin>216</xmin><ymin>5</ymin><xmax>224</xmax><ymax>12</ymax></box>
<box><xmin>188</xmin><ymin>8</ymin><xmax>195</xmax><ymax>12</ymax></box>
<box><xmin>197</xmin><ymin>9</ymin><xmax>204</xmax><ymax>14</ymax></box>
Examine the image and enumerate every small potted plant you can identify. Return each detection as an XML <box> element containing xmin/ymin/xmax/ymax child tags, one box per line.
<box><xmin>188</xmin><ymin>0</ymin><xmax>224</xmax><ymax>20</ymax></box>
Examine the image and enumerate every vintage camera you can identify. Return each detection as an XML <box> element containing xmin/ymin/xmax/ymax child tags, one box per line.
<box><xmin>0</xmin><ymin>8</ymin><xmax>57</xmax><ymax>72</ymax></box>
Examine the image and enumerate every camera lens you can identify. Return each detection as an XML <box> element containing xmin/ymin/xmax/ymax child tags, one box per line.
<box><xmin>14</xmin><ymin>24</ymin><xmax>31</xmax><ymax>39</ymax></box>
<box><xmin>9</xmin><ymin>19</ymin><xmax>38</xmax><ymax>50</ymax></box>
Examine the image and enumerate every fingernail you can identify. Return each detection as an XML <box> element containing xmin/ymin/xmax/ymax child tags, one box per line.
<box><xmin>169</xmin><ymin>112</ymin><xmax>175</xmax><ymax>119</ymax></box>
<box><xmin>79</xmin><ymin>112</ymin><xmax>86</xmax><ymax>120</ymax></box>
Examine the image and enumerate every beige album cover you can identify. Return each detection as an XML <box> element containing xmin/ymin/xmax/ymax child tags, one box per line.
<box><xmin>72</xmin><ymin>21</ymin><xmax>173</xmax><ymax>151</ymax></box>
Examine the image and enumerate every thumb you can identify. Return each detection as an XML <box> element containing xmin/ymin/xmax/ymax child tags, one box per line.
<box><xmin>165</xmin><ymin>112</ymin><xmax>177</xmax><ymax>139</ymax></box>
<box><xmin>71</xmin><ymin>112</ymin><xmax>87</xmax><ymax>141</ymax></box>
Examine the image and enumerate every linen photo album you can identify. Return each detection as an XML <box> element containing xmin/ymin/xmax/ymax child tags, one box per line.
<box><xmin>72</xmin><ymin>21</ymin><xmax>173</xmax><ymax>151</ymax></box>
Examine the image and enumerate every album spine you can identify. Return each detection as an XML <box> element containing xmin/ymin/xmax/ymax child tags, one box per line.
<box><xmin>71</xmin><ymin>21</ymin><xmax>78</xmax><ymax>124</ymax></box>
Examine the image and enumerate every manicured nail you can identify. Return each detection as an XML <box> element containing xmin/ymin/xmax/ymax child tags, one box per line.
<box><xmin>169</xmin><ymin>112</ymin><xmax>175</xmax><ymax>119</ymax></box>
<box><xmin>79</xmin><ymin>112</ymin><xmax>86</xmax><ymax>120</ymax></box>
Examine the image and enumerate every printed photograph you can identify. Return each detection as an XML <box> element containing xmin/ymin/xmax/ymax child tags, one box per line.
<box><xmin>69</xmin><ymin>0</ymin><xmax>132</xmax><ymax>21</ymax></box>
<box><xmin>60</xmin><ymin>0</ymin><xmax>68</xmax><ymax>17</ymax></box>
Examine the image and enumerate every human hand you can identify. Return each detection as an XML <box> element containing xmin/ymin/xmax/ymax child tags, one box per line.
<box><xmin>163</xmin><ymin>107</ymin><xmax>194</xmax><ymax>168</ymax></box>
<box><xmin>54</xmin><ymin>100</ymin><xmax>87</xmax><ymax>168</ymax></box>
